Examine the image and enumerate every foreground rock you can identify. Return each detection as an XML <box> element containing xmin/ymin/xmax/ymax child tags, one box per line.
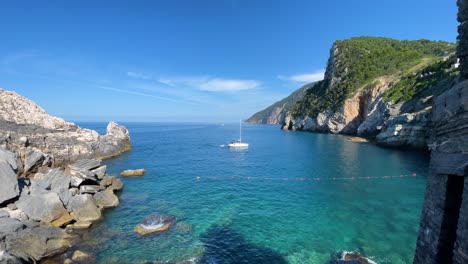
<box><xmin>134</xmin><ymin>214</ymin><xmax>176</xmax><ymax>236</ymax></box>
<box><xmin>0</xmin><ymin>89</ymin><xmax>131</xmax><ymax>169</ymax></box>
<box><xmin>0</xmin><ymin>160</ymin><xmax>19</xmax><ymax>205</ymax></box>
<box><xmin>120</xmin><ymin>168</ymin><xmax>146</xmax><ymax>177</ymax></box>
<box><xmin>0</xmin><ymin>156</ymin><xmax>124</xmax><ymax>263</ymax></box>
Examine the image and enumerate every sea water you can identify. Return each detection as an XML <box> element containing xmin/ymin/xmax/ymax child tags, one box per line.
<box><xmin>75</xmin><ymin>122</ymin><xmax>429</xmax><ymax>264</ymax></box>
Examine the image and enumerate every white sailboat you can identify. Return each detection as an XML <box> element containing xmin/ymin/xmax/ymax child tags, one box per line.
<box><xmin>228</xmin><ymin>120</ymin><xmax>249</xmax><ymax>148</ymax></box>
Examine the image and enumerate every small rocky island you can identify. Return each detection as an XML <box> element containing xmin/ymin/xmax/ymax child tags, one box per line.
<box><xmin>0</xmin><ymin>89</ymin><xmax>131</xmax><ymax>263</ymax></box>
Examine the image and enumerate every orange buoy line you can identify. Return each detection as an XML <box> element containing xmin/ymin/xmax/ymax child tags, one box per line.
<box><xmin>195</xmin><ymin>173</ymin><xmax>420</xmax><ymax>181</ymax></box>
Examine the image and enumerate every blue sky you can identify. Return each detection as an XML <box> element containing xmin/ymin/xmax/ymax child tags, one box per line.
<box><xmin>0</xmin><ymin>0</ymin><xmax>458</xmax><ymax>122</ymax></box>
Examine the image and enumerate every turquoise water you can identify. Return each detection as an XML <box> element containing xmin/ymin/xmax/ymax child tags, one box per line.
<box><xmin>76</xmin><ymin>123</ymin><xmax>428</xmax><ymax>264</ymax></box>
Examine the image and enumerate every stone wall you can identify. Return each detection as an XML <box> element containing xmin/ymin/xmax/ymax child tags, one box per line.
<box><xmin>458</xmin><ymin>0</ymin><xmax>468</xmax><ymax>79</ymax></box>
<box><xmin>414</xmin><ymin>2</ymin><xmax>468</xmax><ymax>263</ymax></box>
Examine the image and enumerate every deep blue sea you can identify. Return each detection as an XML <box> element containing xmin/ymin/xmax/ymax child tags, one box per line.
<box><xmin>75</xmin><ymin>122</ymin><xmax>429</xmax><ymax>264</ymax></box>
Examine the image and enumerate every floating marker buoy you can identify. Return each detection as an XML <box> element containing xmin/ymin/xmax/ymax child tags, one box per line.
<box><xmin>412</xmin><ymin>173</ymin><xmax>417</xmax><ymax>177</ymax></box>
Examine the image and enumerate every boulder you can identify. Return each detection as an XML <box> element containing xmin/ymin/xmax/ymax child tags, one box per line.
<box><xmin>22</xmin><ymin>147</ymin><xmax>47</xmax><ymax>174</ymax></box>
<box><xmin>68</xmin><ymin>159</ymin><xmax>102</xmax><ymax>172</ymax></box>
<box><xmin>92</xmin><ymin>165</ymin><xmax>107</xmax><ymax>179</ymax></box>
<box><xmin>120</xmin><ymin>169</ymin><xmax>146</xmax><ymax>177</ymax></box>
<box><xmin>45</xmin><ymin>168</ymin><xmax>71</xmax><ymax>191</ymax></box>
<box><xmin>0</xmin><ymin>210</ymin><xmax>9</xmax><ymax>218</ymax></box>
<box><xmin>50</xmin><ymin>212</ymin><xmax>74</xmax><ymax>228</ymax></box>
<box><xmin>68</xmin><ymin>194</ymin><xmax>101</xmax><ymax>222</ymax></box>
<box><xmin>0</xmin><ymin>218</ymin><xmax>25</xmax><ymax>239</ymax></box>
<box><xmin>16</xmin><ymin>193</ymin><xmax>68</xmax><ymax>223</ymax></box>
<box><xmin>94</xmin><ymin>190</ymin><xmax>119</xmax><ymax>208</ymax></box>
<box><xmin>101</xmin><ymin>176</ymin><xmax>124</xmax><ymax>192</ymax></box>
<box><xmin>79</xmin><ymin>185</ymin><xmax>102</xmax><ymax>194</ymax></box>
<box><xmin>0</xmin><ymin>161</ymin><xmax>19</xmax><ymax>205</ymax></box>
<box><xmin>134</xmin><ymin>214</ymin><xmax>176</xmax><ymax>236</ymax></box>
<box><xmin>5</xmin><ymin>226</ymin><xmax>70</xmax><ymax>262</ymax></box>
<box><xmin>28</xmin><ymin>179</ymin><xmax>51</xmax><ymax>195</ymax></box>
<box><xmin>0</xmin><ymin>148</ymin><xmax>18</xmax><ymax>171</ymax></box>
<box><xmin>66</xmin><ymin>221</ymin><xmax>92</xmax><ymax>229</ymax></box>
<box><xmin>68</xmin><ymin>169</ymin><xmax>98</xmax><ymax>187</ymax></box>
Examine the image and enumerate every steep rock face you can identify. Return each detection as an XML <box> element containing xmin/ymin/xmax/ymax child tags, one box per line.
<box><xmin>246</xmin><ymin>83</ymin><xmax>313</xmax><ymax>124</ymax></box>
<box><xmin>458</xmin><ymin>0</ymin><xmax>468</xmax><ymax>79</ymax></box>
<box><xmin>279</xmin><ymin>38</ymin><xmax>458</xmax><ymax>149</ymax></box>
<box><xmin>0</xmin><ymin>89</ymin><xmax>131</xmax><ymax>169</ymax></box>
<box><xmin>285</xmin><ymin>77</ymin><xmax>395</xmax><ymax>134</ymax></box>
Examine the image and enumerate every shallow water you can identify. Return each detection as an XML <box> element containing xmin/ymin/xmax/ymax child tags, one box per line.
<box><xmin>76</xmin><ymin>122</ymin><xmax>429</xmax><ymax>264</ymax></box>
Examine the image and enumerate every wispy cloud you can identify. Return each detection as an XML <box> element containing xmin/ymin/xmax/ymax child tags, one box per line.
<box><xmin>278</xmin><ymin>70</ymin><xmax>325</xmax><ymax>83</ymax></box>
<box><xmin>97</xmin><ymin>85</ymin><xmax>186</xmax><ymax>103</ymax></box>
<box><xmin>199</xmin><ymin>78</ymin><xmax>260</xmax><ymax>92</ymax></box>
<box><xmin>126</xmin><ymin>71</ymin><xmax>152</xmax><ymax>80</ymax></box>
<box><xmin>157</xmin><ymin>76</ymin><xmax>261</xmax><ymax>92</ymax></box>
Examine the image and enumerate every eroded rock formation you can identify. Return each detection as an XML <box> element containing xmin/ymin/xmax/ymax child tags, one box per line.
<box><xmin>0</xmin><ymin>89</ymin><xmax>131</xmax><ymax>171</ymax></box>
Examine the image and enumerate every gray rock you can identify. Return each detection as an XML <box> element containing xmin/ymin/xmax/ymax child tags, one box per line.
<box><xmin>5</xmin><ymin>226</ymin><xmax>70</xmax><ymax>262</ymax></box>
<box><xmin>0</xmin><ymin>218</ymin><xmax>24</xmax><ymax>239</ymax></box>
<box><xmin>45</xmin><ymin>168</ymin><xmax>71</xmax><ymax>190</ymax></box>
<box><xmin>23</xmin><ymin>147</ymin><xmax>46</xmax><ymax>174</ymax></box>
<box><xmin>68</xmin><ymin>194</ymin><xmax>101</xmax><ymax>222</ymax></box>
<box><xmin>54</xmin><ymin>187</ymin><xmax>72</xmax><ymax>206</ymax></box>
<box><xmin>0</xmin><ymin>250</ymin><xmax>23</xmax><ymax>264</ymax></box>
<box><xmin>16</xmin><ymin>193</ymin><xmax>68</xmax><ymax>223</ymax></box>
<box><xmin>92</xmin><ymin>165</ymin><xmax>107</xmax><ymax>179</ymax></box>
<box><xmin>0</xmin><ymin>210</ymin><xmax>9</xmax><ymax>218</ymax></box>
<box><xmin>6</xmin><ymin>204</ymin><xmax>17</xmax><ymax>211</ymax></box>
<box><xmin>7</xmin><ymin>209</ymin><xmax>29</xmax><ymax>222</ymax></box>
<box><xmin>0</xmin><ymin>161</ymin><xmax>19</xmax><ymax>204</ymax></box>
<box><xmin>68</xmin><ymin>159</ymin><xmax>102</xmax><ymax>172</ymax></box>
<box><xmin>69</xmin><ymin>169</ymin><xmax>98</xmax><ymax>187</ymax></box>
<box><xmin>94</xmin><ymin>190</ymin><xmax>119</xmax><ymax>208</ymax></box>
<box><xmin>28</xmin><ymin>179</ymin><xmax>51</xmax><ymax>195</ymax></box>
<box><xmin>0</xmin><ymin>148</ymin><xmax>17</xmax><ymax>171</ymax></box>
<box><xmin>0</xmin><ymin>89</ymin><xmax>131</xmax><ymax>167</ymax></box>
<box><xmin>79</xmin><ymin>185</ymin><xmax>101</xmax><ymax>194</ymax></box>
<box><xmin>101</xmin><ymin>176</ymin><xmax>124</xmax><ymax>192</ymax></box>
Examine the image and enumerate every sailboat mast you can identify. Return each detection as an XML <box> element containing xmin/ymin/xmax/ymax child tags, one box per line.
<box><xmin>240</xmin><ymin>119</ymin><xmax>242</xmax><ymax>142</ymax></box>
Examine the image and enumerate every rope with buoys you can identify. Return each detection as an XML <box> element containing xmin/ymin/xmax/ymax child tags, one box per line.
<box><xmin>195</xmin><ymin>173</ymin><xmax>420</xmax><ymax>181</ymax></box>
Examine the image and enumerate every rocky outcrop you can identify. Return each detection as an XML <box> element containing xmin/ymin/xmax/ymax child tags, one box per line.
<box><xmin>134</xmin><ymin>214</ymin><xmax>176</xmax><ymax>236</ymax></box>
<box><xmin>120</xmin><ymin>168</ymin><xmax>146</xmax><ymax>177</ymax></box>
<box><xmin>247</xmin><ymin>83</ymin><xmax>313</xmax><ymax>124</ymax></box>
<box><xmin>0</xmin><ymin>89</ymin><xmax>131</xmax><ymax>169</ymax></box>
<box><xmin>0</xmin><ymin>151</ymin><xmax>125</xmax><ymax>263</ymax></box>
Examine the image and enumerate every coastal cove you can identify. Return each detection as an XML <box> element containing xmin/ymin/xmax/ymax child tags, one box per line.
<box><xmin>71</xmin><ymin>122</ymin><xmax>429</xmax><ymax>264</ymax></box>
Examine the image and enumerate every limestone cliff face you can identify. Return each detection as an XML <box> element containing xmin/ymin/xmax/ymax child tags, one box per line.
<box><xmin>280</xmin><ymin>39</ymin><xmax>457</xmax><ymax>150</ymax></box>
<box><xmin>247</xmin><ymin>83</ymin><xmax>312</xmax><ymax>124</ymax></box>
<box><xmin>0</xmin><ymin>89</ymin><xmax>131</xmax><ymax>173</ymax></box>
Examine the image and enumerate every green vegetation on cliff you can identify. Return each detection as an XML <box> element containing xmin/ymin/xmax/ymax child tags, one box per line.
<box><xmin>383</xmin><ymin>55</ymin><xmax>459</xmax><ymax>104</ymax></box>
<box><xmin>246</xmin><ymin>82</ymin><xmax>315</xmax><ymax>124</ymax></box>
<box><xmin>291</xmin><ymin>37</ymin><xmax>456</xmax><ymax>117</ymax></box>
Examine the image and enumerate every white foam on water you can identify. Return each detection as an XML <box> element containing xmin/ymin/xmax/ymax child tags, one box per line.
<box><xmin>140</xmin><ymin>223</ymin><xmax>164</xmax><ymax>230</ymax></box>
<box><xmin>219</xmin><ymin>144</ymin><xmax>225</xmax><ymax>147</ymax></box>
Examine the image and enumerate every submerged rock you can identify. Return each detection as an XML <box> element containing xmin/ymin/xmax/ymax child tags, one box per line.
<box><xmin>328</xmin><ymin>252</ymin><xmax>375</xmax><ymax>264</ymax></box>
<box><xmin>120</xmin><ymin>169</ymin><xmax>146</xmax><ymax>177</ymax></box>
<box><xmin>134</xmin><ymin>214</ymin><xmax>176</xmax><ymax>236</ymax></box>
<box><xmin>72</xmin><ymin>250</ymin><xmax>95</xmax><ymax>263</ymax></box>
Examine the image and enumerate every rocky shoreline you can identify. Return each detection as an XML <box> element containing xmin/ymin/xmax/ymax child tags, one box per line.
<box><xmin>0</xmin><ymin>88</ymin><xmax>131</xmax><ymax>263</ymax></box>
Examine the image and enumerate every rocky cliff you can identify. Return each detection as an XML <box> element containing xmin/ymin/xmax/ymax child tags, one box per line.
<box><xmin>276</xmin><ymin>37</ymin><xmax>458</xmax><ymax>149</ymax></box>
<box><xmin>246</xmin><ymin>82</ymin><xmax>314</xmax><ymax>124</ymax></box>
<box><xmin>0</xmin><ymin>89</ymin><xmax>131</xmax><ymax>174</ymax></box>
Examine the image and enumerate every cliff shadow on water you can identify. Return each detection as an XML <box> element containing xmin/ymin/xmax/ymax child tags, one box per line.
<box><xmin>198</xmin><ymin>225</ymin><xmax>287</xmax><ymax>264</ymax></box>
